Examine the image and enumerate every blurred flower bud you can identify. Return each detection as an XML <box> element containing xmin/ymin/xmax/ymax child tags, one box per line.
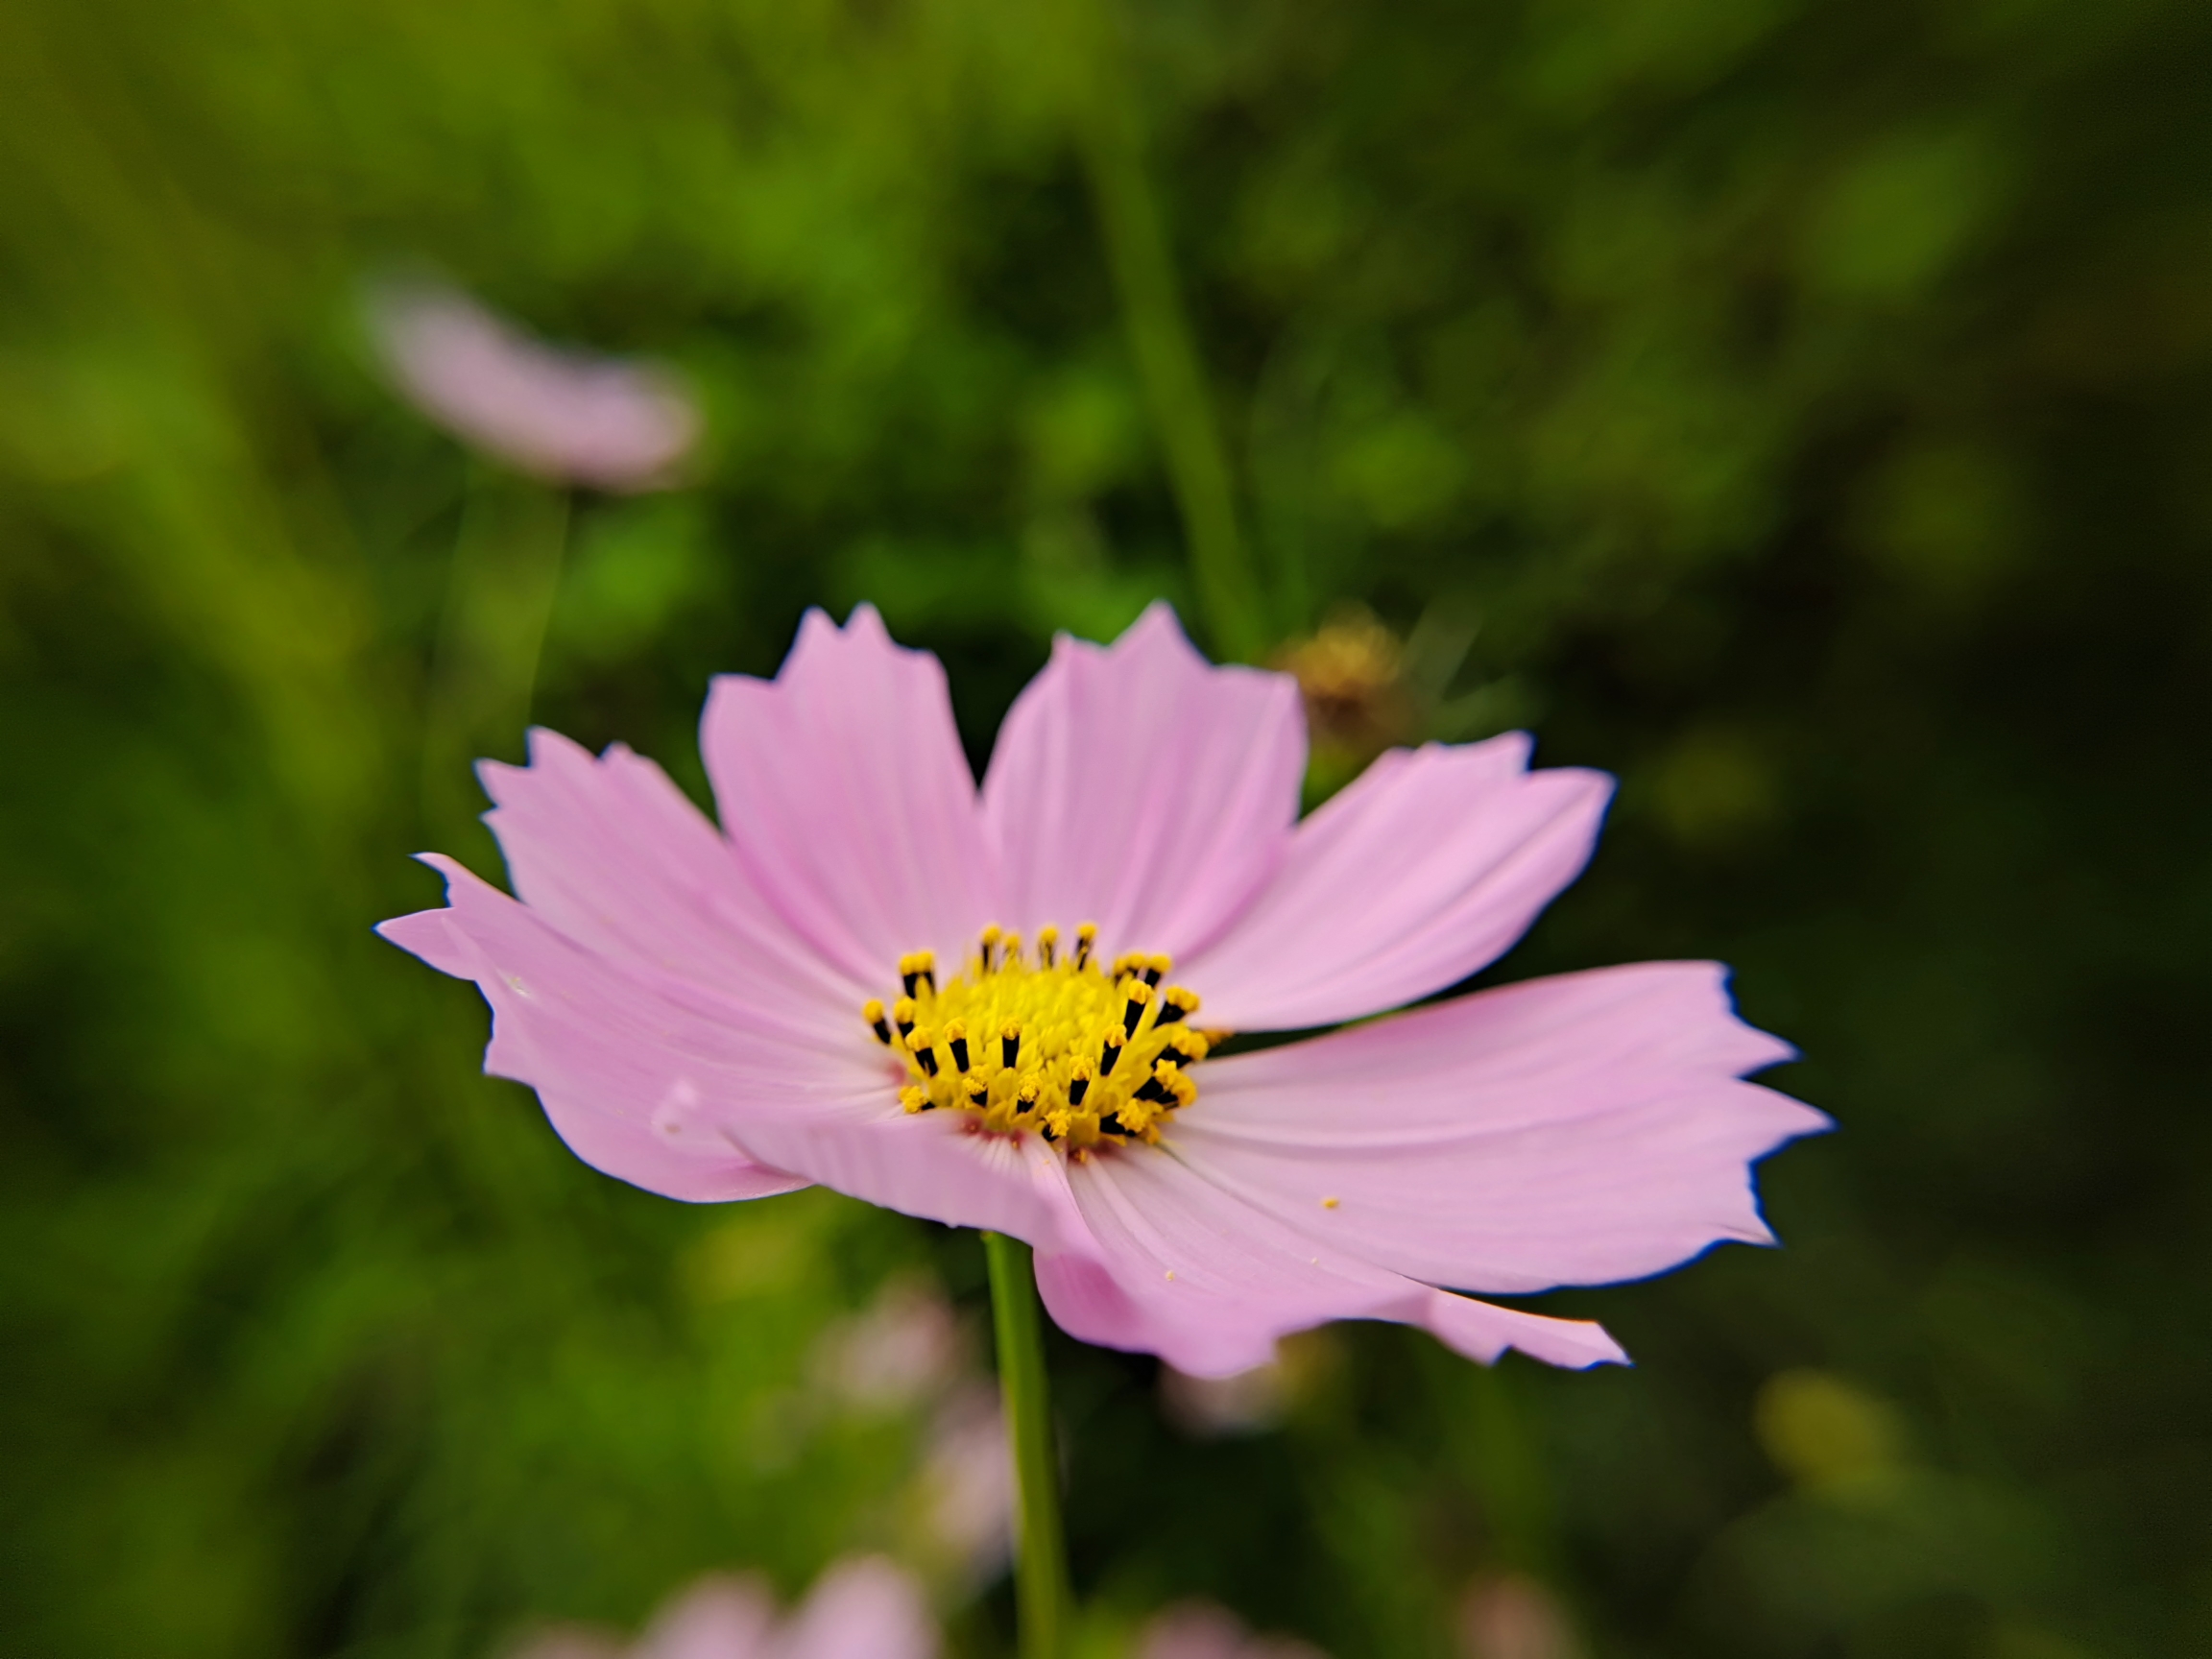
<box><xmin>1457</xmin><ymin>1574</ymin><xmax>1580</xmax><ymax>1659</ymax></box>
<box><xmin>367</xmin><ymin>276</ymin><xmax>700</xmax><ymax>492</ymax></box>
<box><xmin>1271</xmin><ymin>607</ymin><xmax>1415</xmax><ymax>761</ymax></box>
<box><xmin>1752</xmin><ymin>1368</ymin><xmax>1908</xmax><ymax>1492</ymax></box>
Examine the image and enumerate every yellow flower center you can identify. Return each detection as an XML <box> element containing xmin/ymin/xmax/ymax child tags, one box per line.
<box><xmin>859</xmin><ymin>924</ymin><xmax>1216</xmax><ymax>1152</ymax></box>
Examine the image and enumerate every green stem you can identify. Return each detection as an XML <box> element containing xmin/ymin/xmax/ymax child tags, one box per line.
<box><xmin>984</xmin><ymin>1231</ymin><xmax>1070</xmax><ymax>1659</ymax></box>
<box><xmin>420</xmin><ymin>468</ymin><xmax>571</xmax><ymax>845</ymax></box>
<box><xmin>1069</xmin><ymin>1</ymin><xmax>1266</xmax><ymax>662</ymax></box>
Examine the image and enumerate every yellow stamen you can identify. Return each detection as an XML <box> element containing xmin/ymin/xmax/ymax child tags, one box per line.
<box><xmin>865</xmin><ymin>923</ymin><xmax>1210</xmax><ymax>1153</ymax></box>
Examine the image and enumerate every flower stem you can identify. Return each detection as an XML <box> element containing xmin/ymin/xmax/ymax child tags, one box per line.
<box><xmin>420</xmin><ymin>466</ymin><xmax>570</xmax><ymax>844</ymax></box>
<box><xmin>983</xmin><ymin>1231</ymin><xmax>1070</xmax><ymax>1659</ymax></box>
<box><xmin>1068</xmin><ymin>0</ymin><xmax>1266</xmax><ymax>663</ymax></box>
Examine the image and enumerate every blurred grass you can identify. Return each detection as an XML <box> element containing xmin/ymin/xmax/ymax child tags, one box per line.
<box><xmin>3</xmin><ymin>0</ymin><xmax>2210</xmax><ymax>1654</ymax></box>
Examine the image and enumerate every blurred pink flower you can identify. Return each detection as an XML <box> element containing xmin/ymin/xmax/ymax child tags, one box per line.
<box><xmin>512</xmin><ymin>1556</ymin><xmax>935</xmax><ymax>1659</ymax></box>
<box><xmin>811</xmin><ymin>1277</ymin><xmax>962</xmax><ymax>1413</ymax></box>
<box><xmin>382</xmin><ymin>603</ymin><xmax>1825</xmax><ymax>1376</ymax></box>
<box><xmin>367</xmin><ymin>278</ymin><xmax>699</xmax><ymax>491</ymax></box>
<box><xmin>1159</xmin><ymin>1359</ymin><xmax>1286</xmax><ymax>1438</ymax></box>
<box><xmin>1137</xmin><ymin>1600</ymin><xmax>1329</xmax><ymax>1659</ymax></box>
<box><xmin>1457</xmin><ymin>1575</ymin><xmax>1580</xmax><ymax>1659</ymax></box>
<box><xmin>916</xmin><ymin>1382</ymin><xmax>1015</xmax><ymax>1584</ymax></box>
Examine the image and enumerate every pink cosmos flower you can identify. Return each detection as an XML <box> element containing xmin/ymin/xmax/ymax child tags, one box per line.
<box><xmin>368</xmin><ymin>277</ymin><xmax>700</xmax><ymax>492</ymax></box>
<box><xmin>380</xmin><ymin>603</ymin><xmax>1825</xmax><ymax>1376</ymax></box>
<box><xmin>512</xmin><ymin>1556</ymin><xmax>935</xmax><ymax>1659</ymax></box>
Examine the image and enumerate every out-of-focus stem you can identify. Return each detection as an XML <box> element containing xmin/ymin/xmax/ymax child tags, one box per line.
<box><xmin>420</xmin><ymin>467</ymin><xmax>570</xmax><ymax>845</ymax></box>
<box><xmin>984</xmin><ymin>1231</ymin><xmax>1070</xmax><ymax>1659</ymax></box>
<box><xmin>1070</xmin><ymin>5</ymin><xmax>1265</xmax><ymax>662</ymax></box>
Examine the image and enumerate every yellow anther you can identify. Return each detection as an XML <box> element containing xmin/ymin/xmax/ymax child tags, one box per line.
<box><xmin>874</xmin><ymin>926</ymin><xmax>1211</xmax><ymax>1149</ymax></box>
<box><xmin>1321</xmin><ymin>1195</ymin><xmax>1340</xmax><ymax>1209</ymax></box>
<box><xmin>862</xmin><ymin>998</ymin><xmax>892</xmax><ymax>1045</ymax></box>
<box><xmin>1120</xmin><ymin>980</ymin><xmax>1153</xmax><ymax>1039</ymax></box>
<box><xmin>1135</xmin><ymin>1058</ymin><xmax>1183</xmax><ymax>1105</ymax></box>
<box><xmin>1115</xmin><ymin>1096</ymin><xmax>1161</xmax><ymax>1137</ymax></box>
<box><xmin>1164</xmin><ymin>1030</ymin><xmax>1211</xmax><ymax>1063</ymax></box>
<box><xmin>906</xmin><ymin>1025</ymin><xmax>941</xmax><ymax>1078</ymax></box>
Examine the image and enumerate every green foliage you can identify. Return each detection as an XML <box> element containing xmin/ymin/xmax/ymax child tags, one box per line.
<box><xmin>3</xmin><ymin>0</ymin><xmax>2209</xmax><ymax>1653</ymax></box>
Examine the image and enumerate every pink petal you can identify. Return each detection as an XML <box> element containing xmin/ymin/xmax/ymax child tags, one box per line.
<box><xmin>480</xmin><ymin>728</ymin><xmax>869</xmax><ymax>1041</ymax></box>
<box><xmin>772</xmin><ymin>1556</ymin><xmax>938</xmax><ymax>1659</ymax></box>
<box><xmin>980</xmin><ymin>603</ymin><xmax>1305</xmax><ymax>963</ymax></box>
<box><xmin>1170</xmin><ymin>963</ymin><xmax>1828</xmax><ymax>1293</ymax></box>
<box><xmin>1180</xmin><ymin>736</ymin><xmax>1613</xmax><ymax>1031</ymax></box>
<box><xmin>378</xmin><ymin>856</ymin><xmax>889</xmax><ymax>1202</ymax></box>
<box><xmin>637</xmin><ymin>1575</ymin><xmax>778</xmax><ymax>1659</ymax></box>
<box><xmin>703</xmin><ymin>607</ymin><xmax>996</xmax><ymax>989</ymax></box>
<box><xmin>368</xmin><ymin>278</ymin><xmax>699</xmax><ymax>492</ymax></box>
<box><xmin>726</xmin><ymin>1105</ymin><xmax>1093</xmax><ymax>1258</ymax></box>
<box><xmin>1033</xmin><ymin>1141</ymin><xmax>1623</xmax><ymax>1377</ymax></box>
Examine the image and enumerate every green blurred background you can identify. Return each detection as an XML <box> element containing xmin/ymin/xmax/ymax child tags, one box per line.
<box><xmin>4</xmin><ymin>0</ymin><xmax>2208</xmax><ymax>1653</ymax></box>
